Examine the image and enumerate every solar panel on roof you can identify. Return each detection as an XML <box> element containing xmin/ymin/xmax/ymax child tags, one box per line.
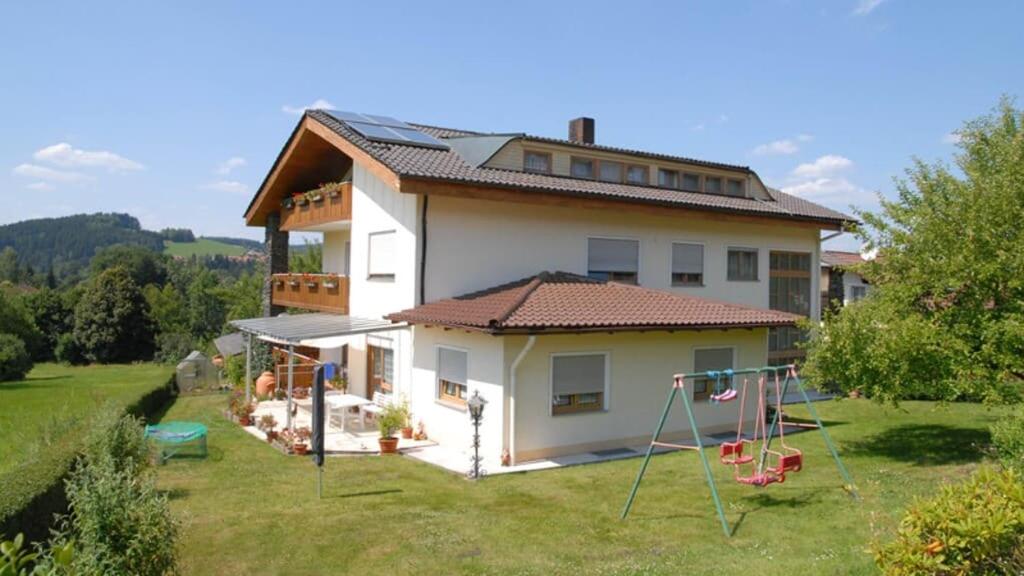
<box><xmin>326</xmin><ymin>110</ymin><xmax>449</xmax><ymax>150</ymax></box>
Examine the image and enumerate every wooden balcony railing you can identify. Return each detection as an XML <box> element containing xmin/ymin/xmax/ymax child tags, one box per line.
<box><xmin>280</xmin><ymin>182</ymin><xmax>352</xmax><ymax>231</ymax></box>
<box><xmin>271</xmin><ymin>273</ymin><xmax>349</xmax><ymax>314</ymax></box>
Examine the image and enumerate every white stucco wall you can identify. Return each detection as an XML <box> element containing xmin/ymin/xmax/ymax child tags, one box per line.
<box><xmin>424</xmin><ymin>195</ymin><xmax>821</xmax><ymax>320</ymax></box>
<box><xmin>842</xmin><ymin>271</ymin><xmax>871</xmax><ymax>305</ymax></box>
<box><xmin>506</xmin><ymin>329</ymin><xmax>767</xmax><ymax>461</ymax></box>
<box><xmin>409</xmin><ymin>327</ymin><xmax>505</xmax><ymax>465</ymax></box>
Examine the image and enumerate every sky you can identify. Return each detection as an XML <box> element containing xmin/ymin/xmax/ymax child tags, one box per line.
<box><xmin>1</xmin><ymin>1</ymin><xmax>1022</xmax><ymax>251</ymax></box>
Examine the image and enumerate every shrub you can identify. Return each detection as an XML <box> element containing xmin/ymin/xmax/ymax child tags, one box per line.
<box><xmin>0</xmin><ymin>333</ymin><xmax>32</xmax><ymax>382</ymax></box>
<box><xmin>0</xmin><ymin>533</ymin><xmax>74</xmax><ymax>575</ymax></box>
<box><xmin>53</xmin><ymin>334</ymin><xmax>86</xmax><ymax>366</ymax></box>
<box><xmin>992</xmin><ymin>409</ymin><xmax>1024</xmax><ymax>475</ymax></box>
<box><xmin>54</xmin><ymin>412</ymin><xmax>177</xmax><ymax>576</ymax></box>
<box><xmin>153</xmin><ymin>332</ymin><xmax>194</xmax><ymax>365</ymax></box>
<box><xmin>873</xmin><ymin>466</ymin><xmax>1024</xmax><ymax>575</ymax></box>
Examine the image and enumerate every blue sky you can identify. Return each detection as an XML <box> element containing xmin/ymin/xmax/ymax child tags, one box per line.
<box><xmin>1</xmin><ymin>1</ymin><xmax>1021</xmax><ymax>250</ymax></box>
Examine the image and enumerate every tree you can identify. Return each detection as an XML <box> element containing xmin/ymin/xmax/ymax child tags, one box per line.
<box><xmin>186</xmin><ymin>269</ymin><xmax>227</xmax><ymax>343</ymax></box>
<box><xmin>0</xmin><ymin>289</ymin><xmax>45</xmax><ymax>360</ymax></box>
<box><xmin>72</xmin><ymin>267</ymin><xmax>155</xmax><ymax>363</ymax></box>
<box><xmin>225</xmin><ymin>269</ymin><xmax>263</xmax><ymax>322</ymax></box>
<box><xmin>289</xmin><ymin>239</ymin><xmax>322</xmax><ymax>273</ymax></box>
<box><xmin>90</xmin><ymin>244</ymin><xmax>167</xmax><ymax>288</ymax></box>
<box><xmin>0</xmin><ymin>246</ymin><xmax>21</xmax><ymax>283</ymax></box>
<box><xmin>803</xmin><ymin>99</ymin><xmax>1024</xmax><ymax>403</ymax></box>
<box><xmin>143</xmin><ymin>283</ymin><xmax>188</xmax><ymax>334</ymax></box>
<box><xmin>25</xmin><ymin>287</ymin><xmax>73</xmax><ymax>361</ymax></box>
<box><xmin>0</xmin><ymin>333</ymin><xmax>32</xmax><ymax>381</ymax></box>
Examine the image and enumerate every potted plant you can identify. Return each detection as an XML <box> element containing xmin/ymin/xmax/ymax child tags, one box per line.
<box><xmin>258</xmin><ymin>414</ymin><xmax>278</xmax><ymax>442</ymax></box>
<box><xmin>303</xmin><ymin>274</ymin><xmax>318</xmax><ymax>289</ymax></box>
<box><xmin>378</xmin><ymin>404</ymin><xmax>403</xmax><ymax>454</ymax></box>
<box><xmin>281</xmin><ymin>197</ymin><xmax>295</xmax><ymax>210</ymax></box>
<box><xmin>327</xmin><ymin>182</ymin><xmax>343</xmax><ymax>198</ymax></box>
<box><xmin>288</xmin><ymin>276</ymin><xmax>300</xmax><ymax>287</ymax></box>
<box><xmin>413</xmin><ymin>420</ymin><xmax>428</xmax><ymax>441</ymax></box>
<box><xmin>397</xmin><ymin>397</ymin><xmax>413</xmax><ymax>439</ymax></box>
<box><xmin>322</xmin><ymin>274</ymin><xmax>339</xmax><ymax>289</ymax></box>
<box><xmin>293</xmin><ymin>426</ymin><xmax>311</xmax><ymax>455</ymax></box>
<box><xmin>306</xmin><ymin>189</ymin><xmax>324</xmax><ymax>203</ymax></box>
<box><xmin>255</xmin><ymin>370</ymin><xmax>276</xmax><ymax>397</ymax></box>
<box><xmin>329</xmin><ymin>373</ymin><xmax>348</xmax><ymax>394</ymax></box>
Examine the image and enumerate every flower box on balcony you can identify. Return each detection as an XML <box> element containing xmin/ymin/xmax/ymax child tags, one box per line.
<box><xmin>322</xmin><ymin>281</ymin><xmax>338</xmax><ymax>289</ymax></box>
<box><xmin>305</xmin><ymin>281</ymin><xmax>318</xmax><ymax>288</ymax></box>
<box><xmin>288</xmin><ymin>279</ymin><xmax>300</xmax><ymax>287</ymax></box>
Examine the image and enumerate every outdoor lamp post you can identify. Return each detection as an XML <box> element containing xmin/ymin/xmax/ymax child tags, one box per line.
<box><xmin>466</xmin><ymin>390</ymin><xmax>487</xmax><ymax>480</ymax></box>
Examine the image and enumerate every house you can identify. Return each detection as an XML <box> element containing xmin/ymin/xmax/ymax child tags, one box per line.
<box><xmin>820</xmin><ymin>250</ymin><xmax>872</xmax><ymax>311</ymax></box>
<box><xmin>235</xmin><ymin>110</ymin><xmax>853</xmax><ymax>466</ymax></box>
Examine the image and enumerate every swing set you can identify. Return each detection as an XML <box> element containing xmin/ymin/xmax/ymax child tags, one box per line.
<box><xmin>620</xmin><ymin>364</ymin><xmax>858</xmax><ymax>537</ymax></box>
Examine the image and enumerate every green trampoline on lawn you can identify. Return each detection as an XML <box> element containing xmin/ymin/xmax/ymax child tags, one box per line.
<box><xmin>145</xmin><ymin>421</ymin><xmax>207</xmax><ymax>464</ymax></box>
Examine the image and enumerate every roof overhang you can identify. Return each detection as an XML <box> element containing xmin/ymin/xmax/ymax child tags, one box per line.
<box><xmin>230</xmin><ymin>313</ymin><xmax>407</xmax><ymax>348</ymax></box>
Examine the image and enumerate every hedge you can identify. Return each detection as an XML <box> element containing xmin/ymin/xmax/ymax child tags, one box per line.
<box><xmin>0</xmin><ymin>373</ymin><xmax>176</xmax><ymax>543</ymax></box>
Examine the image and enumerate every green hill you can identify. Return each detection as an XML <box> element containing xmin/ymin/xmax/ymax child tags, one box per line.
<box><xmin>164</xmin><ymin>238</ymin><xmax>248</xmax><ymax>258</ymax></box>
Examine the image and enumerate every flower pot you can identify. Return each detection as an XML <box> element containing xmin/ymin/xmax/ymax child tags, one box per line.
<box><xmin>401</xmin><ymin>427</ymin><xmax>413</xmax><ymax>439</ymax></box>
<box><xmin>294</xmin><ymin>443</ymin><xmax>308</xmax><ymax>455</ymax></box>
<box><xmin>266</xmin><ymin>431</ymin><xmax>278</xmax><ymax>443</ymax></box>
<box><xmin>378</xmin><ymin>437</ymin><xmax>399</xmax><ymax>454</ymax></box>
<box><xmin>239</xmin><ymin>415</ymin><xmax>252</xmax><ymax>426</ymax></box>
<box><xmin>256</xmin><ymin>371</ymin><xmax>276</xmax><ymax>397</ymax></box>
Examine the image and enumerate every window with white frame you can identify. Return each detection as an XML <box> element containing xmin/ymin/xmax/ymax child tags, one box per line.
<box><xmin>658</xmin><ymin>168</ymin><xmax>678</xmax><ymax>189</ymax></box>
<box><xmin>551</xmin><ymin>353</ymin><xmax>607</xmax><ymax>415</ymax></box>
<box><xmin>571</xmin><ymin>157</ymin><xmax>595</xmax><ymax>179</ymax></box>
<box><xmin>727</xmin><ymin>247</ymin><xmax>758</xmax><ymax>281</ymax></box>
<box><xmin>681</xmin><ymin>172</ymin><xmax>701</xmax><ymax>192</ymax></box>
<box><xmin>850</xmin><ymin>285</ymin><xmax>867</xmax><ymax>302</ymax></box>
<box><xmin>524</xmin><ymin>150</ymin><xmax>552</xmax><ymax>174</ymax></box>
<box><xmin>437</xmin><ymin>346</ymin><xmax>468</xmax><ymax>406</ymax></box>
<box><xmin>367</xmin><ymin>230</ymin><xmax>396</xmax><ymax>279</ymax></box>
<box><xmin>726</xmin><ymin>179</ymin><xmax>745</xmax><ymax>197</ymax></box>
<box><xmin>692</xmin><ymin>348</ymin><xmax>733</xmax><ymax>400</ymax></box>
<box><xmin>671</xmin><ymin>243</ymin><xmax>704</xmax><ymax>286</ymax></box>
<box><xmin>705</xmin><ymin>176</ymin><xmax>723</xmax><ymax>195</ymax></box>
<box><xmin>626</xmin><ymin>165</ymin><xmax>649</xmax><ymax>185</ymax></box>
<box><xmin>599</xmin><ymin>160</ymin><xmax>623</xmax><ymax>183</ymax></box>
<box><xmin>587</xmin><ymin>238</ymin><xmax>639</xmax><ymax>284</ymax></box>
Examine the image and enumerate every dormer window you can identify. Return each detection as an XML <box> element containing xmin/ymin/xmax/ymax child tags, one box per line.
<box><xmin>726</xmin><ymin>179</ymin><xmax>745</xmax><ymax>197</ymax></box>
<box><xmin>626</xmin><ymin>165</ymin><xmax>648</xmax><ymax>185</ymax></box>
<box><xmin>681</xmin><ymin>173</ymin><xmax>701</xmax><ymax>192</ymax></box>
<box><xmin>599</xmin><ymin>161</ymin><xmax>623</xmax><ymax>183</ymax></box>
<box><xmin>705</xmin><ymin>176</ymin><xmax>723</xmax><ymax>195</ymax></box>
<box><xmin>571</xmin><ymin>157</ymin><xmax>595</xmax><ymax>179</ymax></box>
<box><xmin>658</xmin><ymin>169</ymin><xmax>678</xmax><ymax>189</ymax></box>
<box><xmin>524</xmin><ymin>151</ymin><xmax>552</xmax><ymax>174</ymax></box>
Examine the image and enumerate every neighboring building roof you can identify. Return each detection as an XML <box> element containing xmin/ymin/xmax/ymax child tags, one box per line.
<box><xmin>304</xmin><ymin>110</ymin><xmax>854</xmax><ymax>227</ymax></box>
<box><xmin>386</xmin><ymin>271</ymin><xmax>800</xmax><ymax>334</ymax></box>
<box><xmin>213</xmin><ymin>332</ymin><xmax>245</xmax><ymax>357</ymax></box>
<box><xmin>821</xmin><ymin>250</ymin><xmax>867</xmax><ymax>268</ymax></box>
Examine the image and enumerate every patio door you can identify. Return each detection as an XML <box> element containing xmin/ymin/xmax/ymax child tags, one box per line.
<box><xmin>367</xmin><ymin>345</ymin><xmax>393</xmax><ymax>396</ymax></box>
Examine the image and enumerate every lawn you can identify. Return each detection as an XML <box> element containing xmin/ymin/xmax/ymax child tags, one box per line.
<box><xmin>164</xmin><ymin>238</ymin><xmax>246</xmax><ymax>258</ymax></box>
<box><xmin>0</xmin><ymin>363</ymin><xmax>172</xmax><ymax>474</ymax></box>
<box><xmin>155</xmin><ymin>394</ymin><xmax>1009</xmax><ymax>575</ymax></box>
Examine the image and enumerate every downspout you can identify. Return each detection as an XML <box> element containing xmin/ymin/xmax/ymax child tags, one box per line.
<box><xmin>508</xmin><ymin>335</ymin><xmax>536</xmax><ymax>466</ymax></box>
<box><xmin>419</xmin><ymin>195</ymin><xmax>428</xmax><ymax>305</ymax></box>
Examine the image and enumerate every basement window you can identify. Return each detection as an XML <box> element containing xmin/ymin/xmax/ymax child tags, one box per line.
<box><xmin>551</xmin><ymin>353</ymin><xmax>608</xmax><ymax>415</ymax></box>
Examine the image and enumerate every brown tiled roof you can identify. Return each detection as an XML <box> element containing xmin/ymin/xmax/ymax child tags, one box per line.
<box><xmin>305</xmin><ymin>110</ymin><xmax>854</xmax><ymax>227</ymax></box>
<box><xmin>821</xmin><ymin>250</ymin><xmax>866</xmax><ymax>268</ymax></box>
<box><xmin>386</xmin><ymin>271</ymin><xmax>800</xmax><ymax>333</ymax></box>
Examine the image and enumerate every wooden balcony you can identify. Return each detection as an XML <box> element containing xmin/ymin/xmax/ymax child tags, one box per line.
<box><xmin>280</xmin><ymin>182</ymin><xmax>352</xmax><ymax>231</ymax></box>
<box><xmin>271</xmin><ymin>273</ymin><xmax>349</xmax><ymax>314</ymax></box>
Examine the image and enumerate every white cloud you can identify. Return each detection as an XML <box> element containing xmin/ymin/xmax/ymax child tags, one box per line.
<box><xmin>797</xmin><ymin>133</ymin><xmax>814</xmax><ymax>142</ymax></box>
<box><xmin>791</xmin><ymin>154</ymin><xmax>853</xmax><ymax>178</ymax></box>
<box><xmin>26</xmin><ymin>182</ymin><xmax>55</xmax><ymax>191</ymax></box>
<box><xmin>942</xmin><ymin>132</ymin><xmax>962</xmax><ymax>144</ymax></box>
<box><xmin>12</xmin><ymin>163</ymin><xmax>91</xmax><ymax>182</ymax></box>
<box><xmin>691</xmin><ymin>123</ymin><xmax>706</xmax><ymax>132</ymax></box>
<box><xmin>753</xmin><ymin>139</ymin><xmax>800</xmax><ymax>156</ymax></box>
<box><xmin>216</xmin><ymin>156</ymin><xmax>247</xmax><ymax>175</ymax></box>
<box><xmin>202</xmin><ymin>180</ymin><xmax>249</xmax><ymax>195</ymax></box>
<box><xmin>33</xmin><ymin>142</ymin><xmax>143</xmax><ymax>172</ymax></box>
<box><xmin>282</xmin><ymin>98</ymin><xmax>336</xmax><ymax>115</ymax></box>
<box><xmin>718</xmin><ymin>114</ymin><xmax>730</xmax><ymax>123</ymax></box>
<box><xmin>852</xmin><ymin>0</ymin><xmax>886</xmax><ymax>15</ymax></box>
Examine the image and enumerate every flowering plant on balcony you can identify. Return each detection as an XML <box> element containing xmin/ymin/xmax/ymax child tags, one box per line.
<box><xmin>322</xmin><ymin>274</ymin><xmax>339</xmax><ymax>289</ymax></box>
<box><xmin>302</xmin><ymin>273</ymin><xmax>319</xmax><ymax>288</ymax></box>
<box><xmin>288</xmin><ymin>275</ymin><xmax>301</xmax><ymax>287</ymax></box>
<box><xmin>281</xmin><ymin>197</ymin><xmax>295</xmax><ymax>210</ymax></box>
<box><xmin>292</xmin><ymin>192</ymin><xmax>309</xmax><ymax>206</ymax></box>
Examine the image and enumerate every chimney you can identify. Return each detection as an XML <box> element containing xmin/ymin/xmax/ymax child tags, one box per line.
<box><xmin>568</xmin><ymin>117</ymin><xmax>595</xmax><ymax>145</ymax></box>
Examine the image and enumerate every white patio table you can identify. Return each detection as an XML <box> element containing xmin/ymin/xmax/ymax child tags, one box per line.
<box><xmin>324</xmin><ymin>393</ymin><xmax>373</xmax><ymax>433</ymax></box>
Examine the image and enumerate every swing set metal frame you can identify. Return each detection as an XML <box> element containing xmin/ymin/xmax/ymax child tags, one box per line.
<box><xmin>620</xmin><ymin>364</ymin><xmax>859</xmax><ymax>537</ymax></box>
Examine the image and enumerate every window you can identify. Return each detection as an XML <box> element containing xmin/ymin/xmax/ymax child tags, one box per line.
<box><xmin>692</xmin><ymin>348</ymin><xmax>734</xmax><ymax>400</ymax></box>
<box><xmin>658</xmin><ymin>169</ymin><xmax>678</xmax><ymax>189</ymax></box>
<box><xmin>671</xmin><ymin>243</ymin><xmax>704</xmax><ymax>286</ymax></box>
<box><xmin>587</xmin><ymin>238</ymin><xmax>639</xmax><ymax>284</ymax></box>
<box><xmin>367</xmin><ymin>230</ymin><xmax>396</xmax><ymax>279</ymax></box>
<box><xmin>599</xmin><ymin>161</ymin><xmax>623</xmax><ymax>183</ymax></box>
<box><xmin>768</xmin><ymin>251</ymin><xmax>812</xmax><ymax>364</ymax></box>
<box><xmin>370</xmin><ymin>345</ymin><xmax>394</xmax><ymax>393</ymax></box>
<box><xmin>571</xmin><ymin>157</ymin><xmax>595</xmax><ymax>179</ymax></box>
<box><xmin>626</xmin><ymin>165</ymin><xmax>649</xmax><ymax>185</ymax></box>
<box><xmin>727</xmin><ymin>248</ymin><xmax>758</xmax><ymax>281</ymax></box>
<box><xmin>681</xmin><ymin>173</ymin><xmax>701</xmax><ymax>192</ymax></box>
<box><xmin>437</xmin><ymin>347</ymin><xmax>468</xmax><ymax>406</ymax></box>
<box><xmin>726</xmin><ymin>179</ymin><xmax>745</xmax><ymax>197</ymax></box>
<box><xmin>524</xmin><ymin>151</ymin><xmax>552</xmax><ymax>174</ymax></box>
<box><xmin>551</xmin><ymin>353</ymin><xmax>607</xmax><ymax>415</ymax></box>
<box><xmin>850</xmin><ymin>285</ymin><xmax>867</xmax><ymax>302</ymax></box>
<box><xmin>705</xmin><ymin>176</ymin><xmax>723</xmax><ymax>195</ymax></box>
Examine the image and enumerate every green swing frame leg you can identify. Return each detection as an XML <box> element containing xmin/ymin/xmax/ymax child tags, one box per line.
<box><xmin>761</xmin><ymin>370</ymin><xmax>859</xmax><ymax>500</ymax></box>
<box><xmin>621</xmin><ymin>383</ymin><xmax>732</xmax><ymax>538</ymax></box>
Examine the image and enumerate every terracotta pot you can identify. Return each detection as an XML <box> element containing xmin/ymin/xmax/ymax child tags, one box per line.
<box><xmin>255</xmin><ymin>371</ymin><xmax>276</xmax><ymax>397</ymax></box>
<box><xmin>379</xmin><ymin>437</ymin><xmax>399</xmax><ymax>454</ymax></box>
<box><xmin>239</xmin><ymin>415</ymin><xmax>252</xmax><ymax>427</ymax></box>
<box><xmin>266</xmin><ymin>431</ymin><xmax>278</xmax><ymax>442</ymax></box>
<box><xmin>401</xmin><ymin>427</ymin><xmax>413</xmax><ymax>439</ymax></box>
<box><xmin>293</xmin><ymin>443</ymin><xmax>308</xmax><ymax>455</ymax></box>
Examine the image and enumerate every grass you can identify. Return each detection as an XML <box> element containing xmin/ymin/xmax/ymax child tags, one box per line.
<box><xmin>155</xmin><ymin>395</ymin><xmax>1009</xmax><ymax>575</ymax></box>
<box><xmin>0</xmin><ymin>363</ymin><xmax>172</xmax><ymax>474</ymax></box>
<box><xmin>164</xmin><ymin>238</ymin><xmax>246</xmax><ymax>258</ymax></box>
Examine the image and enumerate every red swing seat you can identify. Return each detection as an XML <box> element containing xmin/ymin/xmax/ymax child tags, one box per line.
<box><xmin>735</xmin><ymin>471</ymin><xmax>784</xmax><ymax>487</ymax></box>
<box><xmin>719</xmin><ymin>440</ymin><xmax>754</xmax><ymax>465</ymax></box>
<box><xmin>774</xmin><ymin>452</ymin><xmax>803</xmax><ymax>474</ymax></box>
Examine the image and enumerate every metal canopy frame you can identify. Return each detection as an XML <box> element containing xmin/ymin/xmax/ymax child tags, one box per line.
<box><xmin>230</xmin><ymin>313</ymin><xmax>408</xmax><ymax>430</ymax></box>
<box><xmin>620</xmin><ymin>365</ymin><xmax>858</xmax><ymax>538</ymax></box>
